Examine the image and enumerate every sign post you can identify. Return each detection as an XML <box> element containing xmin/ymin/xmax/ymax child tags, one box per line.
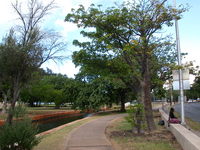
<box><xmin>173</xmin><ymin>0</ymin><xmax>186</xmax><ymax>125</ymax></box>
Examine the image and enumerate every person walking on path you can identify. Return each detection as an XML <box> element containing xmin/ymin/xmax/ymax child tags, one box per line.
<box><xmin>65</xmin><ymin>113</ymin><xmax>126</xmax><ymax>150</ymax></box>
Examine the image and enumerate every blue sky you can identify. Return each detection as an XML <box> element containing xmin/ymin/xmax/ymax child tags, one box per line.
<box><xmin>0</xmin><ymin>0</ymin><xmax>200</xmax><ymax>79</ymax></box>
<box><xmin>175</xmin><ymin>0</ymin><xmax>200</xmax><ymax>65</ymax></box>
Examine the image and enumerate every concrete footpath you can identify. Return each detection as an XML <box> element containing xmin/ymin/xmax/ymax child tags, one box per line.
<box><xmin>65</xmin><ymin>114</ymin><xmax>125</xmax><ymax>150</ymax></box>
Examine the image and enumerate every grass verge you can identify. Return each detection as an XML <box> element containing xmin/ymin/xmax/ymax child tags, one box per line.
<box><xmin>106</xmin><ymin>111</ymin><xmax>183</xmax><ymax>150</ymax></box>
<box><xmin>185</xmin><ymin>117</ymin><xmax>200</xmax><ymax>131</ymax></box>
<box><xmin>174</xmin><ymin>111</ymin><xmax>200</xmax><ymax>131</ymax></box>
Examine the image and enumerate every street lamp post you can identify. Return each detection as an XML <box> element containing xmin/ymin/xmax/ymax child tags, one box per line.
<box><xmin>173</xmin><ymin>0</ymin><xmax>185</xmax><ymax>125</ymax></box>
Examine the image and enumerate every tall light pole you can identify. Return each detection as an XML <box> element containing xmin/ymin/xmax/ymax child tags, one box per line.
<box><xmin>173</xmin><ymin>0</ymin><xmax>185</xmax><ymax>125</ymax></box>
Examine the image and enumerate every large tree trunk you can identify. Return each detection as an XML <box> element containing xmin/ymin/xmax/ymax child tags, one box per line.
<box><xmin>140</xmin><ymin>63</ymin><xmax>156</xmax><ymax>131</ymax></box>
<box><xmin>6</xmin><ymin>79</ymin><xmax>20</xmax><ymax>125</ymax></box>
<box><xmin>29</xmin><ymin>101</ymin><xmax>34</xmax><ymax>107</ymax></box>
<box><xmin>119</xmin><ymin>90</ymin><xmax>126</xmax><ymax>112</ymax></box>
<box><xmin>120</xmin><ymin>98</ymin><xmax>126</xmax><ymax>112</ymax></box>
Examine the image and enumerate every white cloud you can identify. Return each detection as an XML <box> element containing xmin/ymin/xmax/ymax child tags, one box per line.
<box><xmin>41</xmin><ymin>59</ymin><xmax>80</xmax><ymax>78</ymax></box>
<box><xmin>59</xmin><ymin>60</ymin><xmax>80</xmax><ymax>78</ymax></box>
<box><xmin>55</xmin><ymin>20</ymin><xmax>78</xmax><ymax>34</ymax></box>
<box><xmin>0</xmin><ymin>1</ymin><xmax>18</xmax><ymax>37</ymax></box>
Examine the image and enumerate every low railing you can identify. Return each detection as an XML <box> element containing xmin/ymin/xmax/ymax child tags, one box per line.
<box><xmin>0</xmin><ymin>120</ymin><xmax>4</xmax><ymax>126</ymax></box>
<box><xmin>0</xmin><ymin>110</ymin><xmax>83</xmax><ymax>126</ymax></box>
<box><xmin>32</xmin><ymin>110</ymin><xmax>82</xmax><ymax>124</ymax></box>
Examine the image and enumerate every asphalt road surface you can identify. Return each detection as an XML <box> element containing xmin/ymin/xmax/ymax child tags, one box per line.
<box><xmin>174</xmin><ymin>102</ymin><xmax>200</xmax><ymax>122</ymax></box>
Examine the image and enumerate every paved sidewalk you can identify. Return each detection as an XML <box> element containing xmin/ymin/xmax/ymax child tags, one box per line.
<box><xmin>65</xmin><ymin>114</ymin><xmax>125</xmax><ymax>150</ymax></box>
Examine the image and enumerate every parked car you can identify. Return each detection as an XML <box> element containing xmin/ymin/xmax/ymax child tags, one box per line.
<box><xmin>188</xmin><ymin>99</ymin><xmax>193</xmax><ymax>103</ymax></box>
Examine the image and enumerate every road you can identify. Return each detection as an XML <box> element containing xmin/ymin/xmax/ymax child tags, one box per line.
<box><xmin>174</xmin><ymin>102</ymin><xmax>200</xmax><ymax>122</ymax></box>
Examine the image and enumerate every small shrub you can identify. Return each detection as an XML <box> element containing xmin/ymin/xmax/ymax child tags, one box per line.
<box><xmin>0</xmin><ymin>103</ymin><xmax>40</xmax><ymax>150</ymax></box>
<box><xmin>8</xmin><ymin>102</ymin><xmax>27</xmax><ymax>119</ymax></box>
<box><xmin>125</xmin><ymin>104</ymin><xmax>146</xmax><ymax>134</ymax></box>
<box><xmin>0</xmin><ymin>118</ymin><xmax>40</xmax><ymax>150</ymax></box>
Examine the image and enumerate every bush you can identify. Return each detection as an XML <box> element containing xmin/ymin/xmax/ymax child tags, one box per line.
<box><xmin>0</xmin><ymin>103</ymin><xmax>40</xmax><ymax>150</ymax></box>
<box><xmin>0</xmin><ymin>118</ymin><xmax>40</xmax><ymax>150</ymax></box>
<box><xmin>125</xmin><ymin>104</ymin><xmax>146</xmax><ymax>134</ymax></box>
<box><xmin>8</xmin><ymin>102</ymin><xmax>27</xmax><ymax>119</ymax></box>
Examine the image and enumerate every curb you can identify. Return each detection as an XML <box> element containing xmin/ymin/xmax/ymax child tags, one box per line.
<box><xmin>159</xmin><ymin>108</ymin><xmax>200</xmax><ymax>150</ymax></box>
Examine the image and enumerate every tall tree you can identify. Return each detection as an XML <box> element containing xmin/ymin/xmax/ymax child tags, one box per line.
<box><xmin>0</xmin><ymin>0</ymin><xmax>66</xmax><ymax>124</ymax></box>
<box><xmin>65</xmin><ymin>0</ymin><xmax>185</xmax><ymax>131</ymax></box>
<box><xmin>187</xmin><ymin>75</ymin><xmax>200</xmax><ymax>99</ymax></box>
<box><xmin>72</xmin><ymin>48</ymin><xmax>136</xmax><ymax>112</ymax></box>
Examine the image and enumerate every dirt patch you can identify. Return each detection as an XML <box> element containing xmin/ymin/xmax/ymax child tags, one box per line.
<box><xmin>106</xmin><ymin>113</ymin><xmax>183</xmax><ymax>150</ymax></box>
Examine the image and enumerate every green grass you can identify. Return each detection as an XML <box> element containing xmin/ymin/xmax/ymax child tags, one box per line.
<box><xmin>185</xmin><ymin>117</ymin><xmax>200</xmax><ymax>131</ymax></box>
<box><xmin>116</xmin><ymin>118</ymin><xmax>132</xmax><ymax>131</ymax></box>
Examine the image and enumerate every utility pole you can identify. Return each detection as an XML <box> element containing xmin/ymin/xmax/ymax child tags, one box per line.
<box><xmin>173</xmin><ymin>0</ymin><xmax>185</xmax><ymax>125</ymax></box>
<box><xmin>169</xmin><ymin>80</ymin><xmax>173</xmax><ymax>106</ymax></box>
